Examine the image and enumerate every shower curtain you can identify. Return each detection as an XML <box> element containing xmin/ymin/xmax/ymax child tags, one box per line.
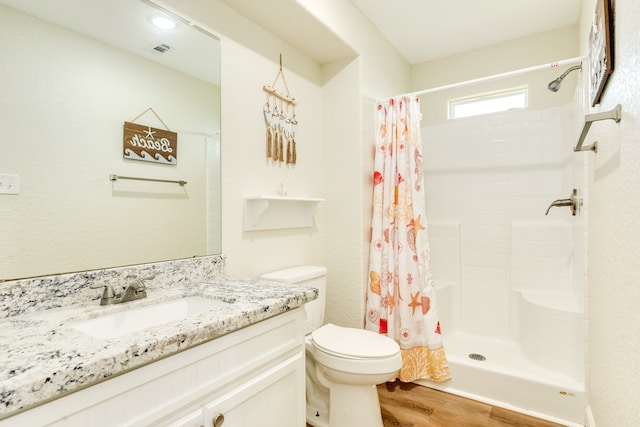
<box><xmin>365</xmin><ymin>95</ymin><xmax>450</xmax><ymax>382</ymax></box>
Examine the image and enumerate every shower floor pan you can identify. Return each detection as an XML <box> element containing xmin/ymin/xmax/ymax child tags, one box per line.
<box><xmin>414</xmin><ymin>331</ymin><xmax>586</xmax><ymax>427</ymax></box>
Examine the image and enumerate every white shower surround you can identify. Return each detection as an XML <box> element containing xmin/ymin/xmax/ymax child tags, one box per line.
<box><xmin>417</xmin><ymin>104</ymin><xmax>587</xmax><ymax>426</ymax></box>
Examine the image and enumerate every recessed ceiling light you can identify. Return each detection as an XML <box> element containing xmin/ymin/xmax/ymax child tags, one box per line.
<box><xmin>152</xmin><ymin>16</ymin><xmax>176</xmax><ymax>30</ymax></box>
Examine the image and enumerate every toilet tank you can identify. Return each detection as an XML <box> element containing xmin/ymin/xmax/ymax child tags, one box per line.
<box><xmin>260</xmin><ymin>266</ymin><xmax>327</xmax><ymax>334</ymax></box>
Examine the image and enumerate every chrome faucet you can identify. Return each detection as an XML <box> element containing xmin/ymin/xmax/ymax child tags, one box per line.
<box><xmin>90</xmin><ymin>276</ymin><xmax>154</xmax><ymax>306</ymax></box>
<box><xmin>545</xmin><ymin>189</ymin><xmax>581</xmax><ymax>216</ymax></box>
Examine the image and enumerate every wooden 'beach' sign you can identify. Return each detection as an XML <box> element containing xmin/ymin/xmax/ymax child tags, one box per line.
<box><xmin>123</xmin><ymin>121</ymin><xmax>177</xmax><ymax>165</ymax></box>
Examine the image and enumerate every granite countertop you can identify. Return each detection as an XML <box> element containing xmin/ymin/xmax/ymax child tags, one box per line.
<box><xmin>0</xmin><ymin>276</ymin><xmax>317</xmax><ymax>420</ymax></box>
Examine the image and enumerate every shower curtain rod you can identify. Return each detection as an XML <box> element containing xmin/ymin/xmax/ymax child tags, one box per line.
<box><xmin>399</xmin><ymin>56</ymin><xmax>586</xmax><ymax>98</ymax></box>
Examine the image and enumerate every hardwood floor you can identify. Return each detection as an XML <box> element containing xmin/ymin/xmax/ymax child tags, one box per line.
<box><xmin>307</xmin><ymin>380</ymin><xmax>566</xmax><ymax>427</ymax></box>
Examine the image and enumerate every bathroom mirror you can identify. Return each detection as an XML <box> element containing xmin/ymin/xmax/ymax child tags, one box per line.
<box><xmin>0</xmin><ymin>0</ymin><xmax>221</xmax><ymax>280</ymax></box>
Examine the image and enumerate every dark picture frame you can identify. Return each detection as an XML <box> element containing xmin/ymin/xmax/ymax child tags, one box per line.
<box><xmin>589</xmin><ymin>0</ymin><xmax>614</xmax><ymax>107</ymax></box>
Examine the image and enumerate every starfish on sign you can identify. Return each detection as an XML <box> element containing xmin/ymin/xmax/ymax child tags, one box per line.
<box><xmin>144</xmin><ymin>127</ymin><xmax>156</xmax><ymax>139</ymax></box>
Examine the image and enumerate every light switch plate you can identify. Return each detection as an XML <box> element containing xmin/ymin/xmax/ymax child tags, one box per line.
<box><xmin>0</xmin><ymin>174</ymin><xmax>20</xmax><ymax>195</ymax></box>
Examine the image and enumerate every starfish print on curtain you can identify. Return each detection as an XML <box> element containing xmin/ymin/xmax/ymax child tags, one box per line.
<box><xmin>365</xmin><ymin>95</ymin><xmax>450</xmax><ymax>382</ymax></box>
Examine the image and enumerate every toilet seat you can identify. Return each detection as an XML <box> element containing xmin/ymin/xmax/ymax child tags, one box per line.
<box><xmin>312</xmin><ymin>323</ymin><xmax>399</xmax><ymax>359</ymax></box>
<box><xmin>311</xmin><ymin>324</ymin><xmax>401</xmax><ymax>374</ymax></box>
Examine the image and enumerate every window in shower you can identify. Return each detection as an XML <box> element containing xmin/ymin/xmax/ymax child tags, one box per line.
<box><xmin>448</xmin><ymin>87</ymin><xmax>528</xmax><ymax>119</ymax></box>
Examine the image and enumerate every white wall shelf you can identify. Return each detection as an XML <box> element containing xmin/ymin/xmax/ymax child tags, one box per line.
<box><xmin>243</xmin><ymin>196</ymin><xmax>324</xmax><ymax>231</ymax></box>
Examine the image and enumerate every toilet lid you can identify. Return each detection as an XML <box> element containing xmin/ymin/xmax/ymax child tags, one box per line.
<box><xmin>311</xmin><ymin>323</ymin><xmax>399</xmax><ymax>359</ymax></box>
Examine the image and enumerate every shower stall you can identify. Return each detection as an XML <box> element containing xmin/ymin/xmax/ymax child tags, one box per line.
<box><xmin>417</xmin><ymin>102</ymin><xmax>587</xmax><ymax>426</ymax></box>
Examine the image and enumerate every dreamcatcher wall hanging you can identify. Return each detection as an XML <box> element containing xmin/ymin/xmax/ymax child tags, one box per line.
<box><xmin>263</xmin><ymin>55</ymin><xmax>298</xmax><ymax>165</ymax></box>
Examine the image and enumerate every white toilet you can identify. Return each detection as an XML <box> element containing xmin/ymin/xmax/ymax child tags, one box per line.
<box><xmin>260</xmin><ymin>266</ymin><xmax>402</xmax><ymax>427</ymax></box>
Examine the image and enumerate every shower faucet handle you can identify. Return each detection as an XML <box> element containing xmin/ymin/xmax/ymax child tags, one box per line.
<box><xmin>545</xmin><ymin>189</ymin><xmax>581</xmax><ymax>216</ymax></box>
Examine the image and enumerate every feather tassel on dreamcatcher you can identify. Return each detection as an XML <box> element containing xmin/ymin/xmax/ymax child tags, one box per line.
<box><xmin>263</xmin><ymin>55</ymin><xmax>297</xmax><ymax>165</ymax></box>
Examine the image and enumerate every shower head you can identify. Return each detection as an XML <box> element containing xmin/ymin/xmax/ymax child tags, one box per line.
<box><xmin>547</xmin><ymin>64</ymin><xmax>582</xmax><ymax>92</ymax></box>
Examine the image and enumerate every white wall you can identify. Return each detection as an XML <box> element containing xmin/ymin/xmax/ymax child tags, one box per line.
<box><xmin>299</xmin><ymin>0</ymin><xmax>411</xmax><ymax>327</ymax></box>
<box><xmin>0</xmin><ymin>5</ymin><xmax>219</xmax><ymax>279</ymax></box>
<box><xmin>578</xmin><ymin>0</ymin><xmax>640</xmax><ymax>425</ymax></box>
<box><xmin>321</xmin><ymin>57</ymin><xmax>365</xmax><ymax>327</ymax></box>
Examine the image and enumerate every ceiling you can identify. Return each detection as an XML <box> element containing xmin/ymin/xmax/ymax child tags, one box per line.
<box><xmin>0</xmin><ymin>0</ymin><xmax>220</xmax><ymax>84</ymax></box>
<box><xmin>219</xmin><ymin>0</ymin><xmax>582</xmax><ymax>65</ymax></box>
<box><xmin>4</xmin><ymin>0</ymin><xmax>582</xmax><ymax>77</ymax></box>
<box><xmin>350</xmin><ymin>0</ymin><xmax>583</xmax><ymax>64</ymax></box>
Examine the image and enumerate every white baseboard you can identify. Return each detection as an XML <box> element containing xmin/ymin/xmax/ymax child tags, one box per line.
<box><xmin>585</xmin><ymin>405</ymin><xmax>596</xmax><ymax>427</ymax></box>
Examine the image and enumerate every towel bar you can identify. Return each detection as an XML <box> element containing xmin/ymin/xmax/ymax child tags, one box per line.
<box><xmin>574</xmin><ymin>104</ymin><xmax>622</xmax><ymax>152</ymax></box>
<box><xmin>110</xmin><ymin>174</ymin><xmax>187</xmax><ymax>186</ymax></box>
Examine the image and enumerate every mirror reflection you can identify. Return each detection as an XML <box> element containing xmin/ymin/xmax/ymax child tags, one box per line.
<box><xmin>0</xmin><ymin>0</ymin><xmax>221</xmax><ymax>281</ymax></box>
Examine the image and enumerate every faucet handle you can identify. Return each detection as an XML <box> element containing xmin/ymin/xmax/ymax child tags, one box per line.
<box><xmin>89</xmin><ymin>283</ymin><xmax>116</xmax><ymax>304</ymax></box>
<box><xmin>127</xmin><ymin>275</ymin><xmax>155</xmax><ymax>290</ymax></box>
<box><xmin>545</xmin><ymin>189</ymin><xmax>581</xmax><ymax>216</ymax></box>
<box><xmin>118</xmin><ymin>276</ymin><xmax>154</xmax><ymax>302</ymax></box>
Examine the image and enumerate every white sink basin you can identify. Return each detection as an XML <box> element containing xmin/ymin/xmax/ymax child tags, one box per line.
<box><xmin>71</xmin><ymin>296</ymin><xmax>227</xmax><ymax>339</ymax></box>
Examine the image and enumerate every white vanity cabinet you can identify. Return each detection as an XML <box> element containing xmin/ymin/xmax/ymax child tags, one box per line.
<box><xmin>1</xmin><ymin>309</ymin><xmax>305</xmax><ymax>427</ymax></box>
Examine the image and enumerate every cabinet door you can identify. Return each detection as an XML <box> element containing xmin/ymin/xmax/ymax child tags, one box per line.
<box><xmin>203</xmin><ymin>353</ymin><xmax>304</xmax><ymax>427</ymax></box>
